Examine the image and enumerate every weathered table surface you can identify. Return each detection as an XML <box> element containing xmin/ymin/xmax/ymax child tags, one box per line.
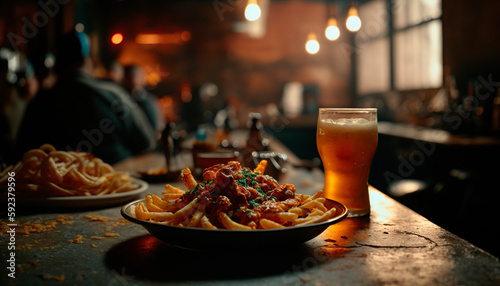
<box><xmin>2</xmin><ymin>152</ymin><xmax>500</xmax><ymax>286</ymax></box>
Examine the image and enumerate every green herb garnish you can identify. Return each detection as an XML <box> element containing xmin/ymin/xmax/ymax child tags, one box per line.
<box><xmin>242</xmin><ymin>169</ymin><xmax>257</xmax><ymax>179</ymax></box>
<box><xmin>237</xmin><ymin>179</ymin><xmax>248</xmax><ymax>187</ymax></box>
<box><xmin>249</xmin><ymin>200</ymin><xmax>259</xmax><ymax>207</ymax></box>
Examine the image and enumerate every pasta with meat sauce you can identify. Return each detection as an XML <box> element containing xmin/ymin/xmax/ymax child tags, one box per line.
<box><xmin>134</xmin><ymin>160</ymin><xmax>336</xmax><ymax>229</ymax></box>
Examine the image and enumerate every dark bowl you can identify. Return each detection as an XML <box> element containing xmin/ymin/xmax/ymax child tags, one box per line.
<box><xmin>121</xmin><ymin>198</ymin><xmax>348</xmax><ymax>251</ymax></box>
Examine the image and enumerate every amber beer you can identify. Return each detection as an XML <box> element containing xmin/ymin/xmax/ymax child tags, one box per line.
<box><xmin>316</xmin><ymin>108</ymin><xmax>378</xmax><ymax>217</ymax></box>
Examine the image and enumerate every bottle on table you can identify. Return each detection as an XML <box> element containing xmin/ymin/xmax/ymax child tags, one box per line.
<box><xmin>161</xmin><ymin>122</ymin><xmax>175</xmax><ymax>172</ymax></box>
<box><xmin>243</xmin><ymin>112</ymin><xmax>268</xmax><ymax>168</ymax></box>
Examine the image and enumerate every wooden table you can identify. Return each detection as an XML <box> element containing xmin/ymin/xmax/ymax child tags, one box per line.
<box><xmin>2</xmin><ymin>152</ymin><xmax>500</xmax><ymax>285</ymax></box>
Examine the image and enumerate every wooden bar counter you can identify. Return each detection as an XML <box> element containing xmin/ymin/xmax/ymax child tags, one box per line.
<box><xmin>1</xmin><ymin>151</ymin><xmax>499</xmax><ymax>285</ymax></box>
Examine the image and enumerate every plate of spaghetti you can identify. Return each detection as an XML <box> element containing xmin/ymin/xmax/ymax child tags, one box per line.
<box><xmin>0</xmin><ymin>144</ymin><xmax>148</xmax><ymax>208</ymax></box>
<box><xmin>121</xmin><ymin>160</ymin><xmax>347</xmax><ymax>250</ymax></box>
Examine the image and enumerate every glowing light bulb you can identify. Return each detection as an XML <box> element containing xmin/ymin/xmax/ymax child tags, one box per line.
<box><xmin>111</xmin><ymin>33</ymin><xmax>123</xmax><ymax>45</ymax></box>
<box><xmin>346</xmin><ymin>6</ymin><xmax>361</xmax><ymax>32</ymax></box>
<box><xmin>325</xmin><ymin>17</ymin><xmax>340</xmax><ymax>41</ymax></box>
<box><xmin>245</xmin><ymin>0</ymin><xmax>261</xmax><ymax>21</ymax></box>
<box><xmin>305</xmin><ymin>32</ymin><xmax>320</xmax><ymax>55</ymax></box>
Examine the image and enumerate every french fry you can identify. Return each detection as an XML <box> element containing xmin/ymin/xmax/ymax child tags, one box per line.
<box><xmin>276</xmin><ymin>212</ymin><xmax>299</xmax><ymax>221</ymax></box>
<box><xmin>181</xmin><ymin>168</ymin><xmax>197</xmax><ymax>190</ymax></box>
<box><xmin>219</xmin><ymin>212</ymin><xmax>253</xmax><ymax>230</ymax></box>
<box><xmin>288</xmin><ymin>207</ymin><xmax>307</xmax><ymax>216</ymax></box>
<box><xmin>294</xmin><ymin>207</ymin><xmax>336</xmax><ymax>226</ymax></box>
<box><xmin>164</xmin><ymin>201</ymin><xmax>181</xmax><ymax>212</ymax></box>
<box><xmin>164</xmin><ymin>184</ymin><xmax>185</xmax><ymax>194</ymax></box>
<box><xmin>163</xmin><ymin>184</ymin><xmax>184</xmax><ymax>200</ymax></box>
<box><xmin>259</xmin><ymin>218</ymin><xmax>285</xmax><ymax>229</ymax></box>
<box><xmin>145</xmin><ymin>195</ymin><xmax>166</xmax><ymax>212</ymax></box>
<box><xmin>301</xmin><ymin>190</ymin><xmax>323</xmax><ymax>204</ymax></box>
<box><xmin>170</xmin><ymin>198</ymin><xmax>199</xmax><ymax>225</ymax></box>
<box><xmin>294</xmin><ymin>193</ymin><xmax>310</xmax><ymax>203</ymax></box>
<box><xmin>151</xmin><ymin>194</ymin><xmax>168</xmax><ymax>209</ymax></box>
<box><xmin>300</xmin><ymin>199</ymin><xmax>328</xmax><ymax>212</ymax></box>
<box><xmin>145</xmin><ymin>212</ymin><xmax>174</xmax><ymax>222</ymax></box>
<box><xmin>135</xmin><ymin>202</ymin><xmax>174</xmax><ymax>221</ymax></box>
<box><xmin>135</xmin><ymin>202</ymin><xmax>149</xmax><ymax>220</ymax></box>
<box><xmin>200</xmin><ymin>215</ymin><xmax>217</xmax><ymax>229</ymax></box>
<box><xmin>254</xmin><ymin>160</ymin><xmax>268</xmax><ymax>174</ymax></box>
<box><xmin>188</xmin><ymin>204</ymin><xmax>206</xmax><ymax>227</ymax></box>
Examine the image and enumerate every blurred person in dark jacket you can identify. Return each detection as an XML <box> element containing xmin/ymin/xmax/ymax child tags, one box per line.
<box><xmin>122</xmin><ymin>64</ymin><xmax>164</xmax><ymax>135</ymax></box>
<box><xmin>16</xmin><ymin>31</ymin><xmax>156</xmax><ymax>164</ymax></box>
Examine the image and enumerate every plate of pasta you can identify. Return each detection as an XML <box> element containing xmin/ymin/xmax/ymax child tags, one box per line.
<box><xmin>0</xmin><ymin>144</ymin><xmax>149</xmax><ymax>208</ymax></box>
<box><xmin>15</xmin><ymin>180</ymin><xmax>148</xmax><ymax>208</ymax></box>
<box><xmin>121</xmin><ymin>160</ymin><xmax>348</xmax><ymax>250</ymax></box>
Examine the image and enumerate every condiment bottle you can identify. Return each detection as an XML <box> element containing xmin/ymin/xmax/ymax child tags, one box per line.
<box><xmin>161</xmin><ymin>122</ymin><xmax>175</xmax><ymax>171</ymax></box>
<box><xmin>216</xmin><ymin>117</ymin><xmax>234</xmax><ymax>150</ymax></box>
<box><xmin>243</xmin><ymin>113</ymin><xmax>268</xmax><ymax>167</ymax></box>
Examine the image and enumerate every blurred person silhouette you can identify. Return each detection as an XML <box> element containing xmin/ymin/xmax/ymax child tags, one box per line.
<box><xmin>30</xmin><ymin>51</ymin><xmax>57</xmax><ymax>92</ymax></box>
<box><xmin>15</xmin><ymin>60</ymin><xmax>39</xmax><ymax>102</ymax></box>
<box><xmin>180</xmin><ymin>84</ymin><xmax>204</xmax><ymax>133</ymax></box>
<box><xmin>0</xmin><ymin>50</ymin><xmax>39</xmax><ymax>165</ymax></box>
<box><xmin>16</xmin><ymin>30</ymin><xmax>156</xmax><ymax>164</ymax></box>
<box><xmin>122</xmin><ymin>64</ymin><xmax>164</xmax><ymax>134</ymax></box>
<box><xmin>7</xmin><ymin>59</ymin><xmax>38</xmax><ymax>147</ymax></box>
<box><xmin>0</xmin><ymin>57</ymin><xmax>16</xmax><ymax>165</ymax></box>
<box><xmin>102</xmin><ymin>59</ymin><xmax>124</xmax><ymax>84</ymax></box>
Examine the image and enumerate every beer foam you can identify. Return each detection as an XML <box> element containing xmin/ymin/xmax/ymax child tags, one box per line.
<box><xmin>321</xmin><ymin>118</ymin><xmax>374</xmax><ymax>126</ymax></box>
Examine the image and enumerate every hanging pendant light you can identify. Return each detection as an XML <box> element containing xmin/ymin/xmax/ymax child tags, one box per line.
<box><xmin>245</xmin><ymin>0</ymin><xmax>262</xmax><ymax>21</ymax></box>
<box><xmin>325</xmin><ymin>17</ymin><xmax>340</xmax><ymax>41</ymax></box>
<box><xmin>346</xmin><ymin>2</ymin><xmax>362</xmax><ymax>32</ymax></box>
<box><xmin>305</xmin><ymin>32</ymin><xmax>320</xmax><ymax>54</ymax></box>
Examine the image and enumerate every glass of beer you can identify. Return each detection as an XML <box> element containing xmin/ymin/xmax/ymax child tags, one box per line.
<box><xmin>316</xmin><ymin>108</ymin><xmax>378</xmax><ymax>217</ymax></box>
